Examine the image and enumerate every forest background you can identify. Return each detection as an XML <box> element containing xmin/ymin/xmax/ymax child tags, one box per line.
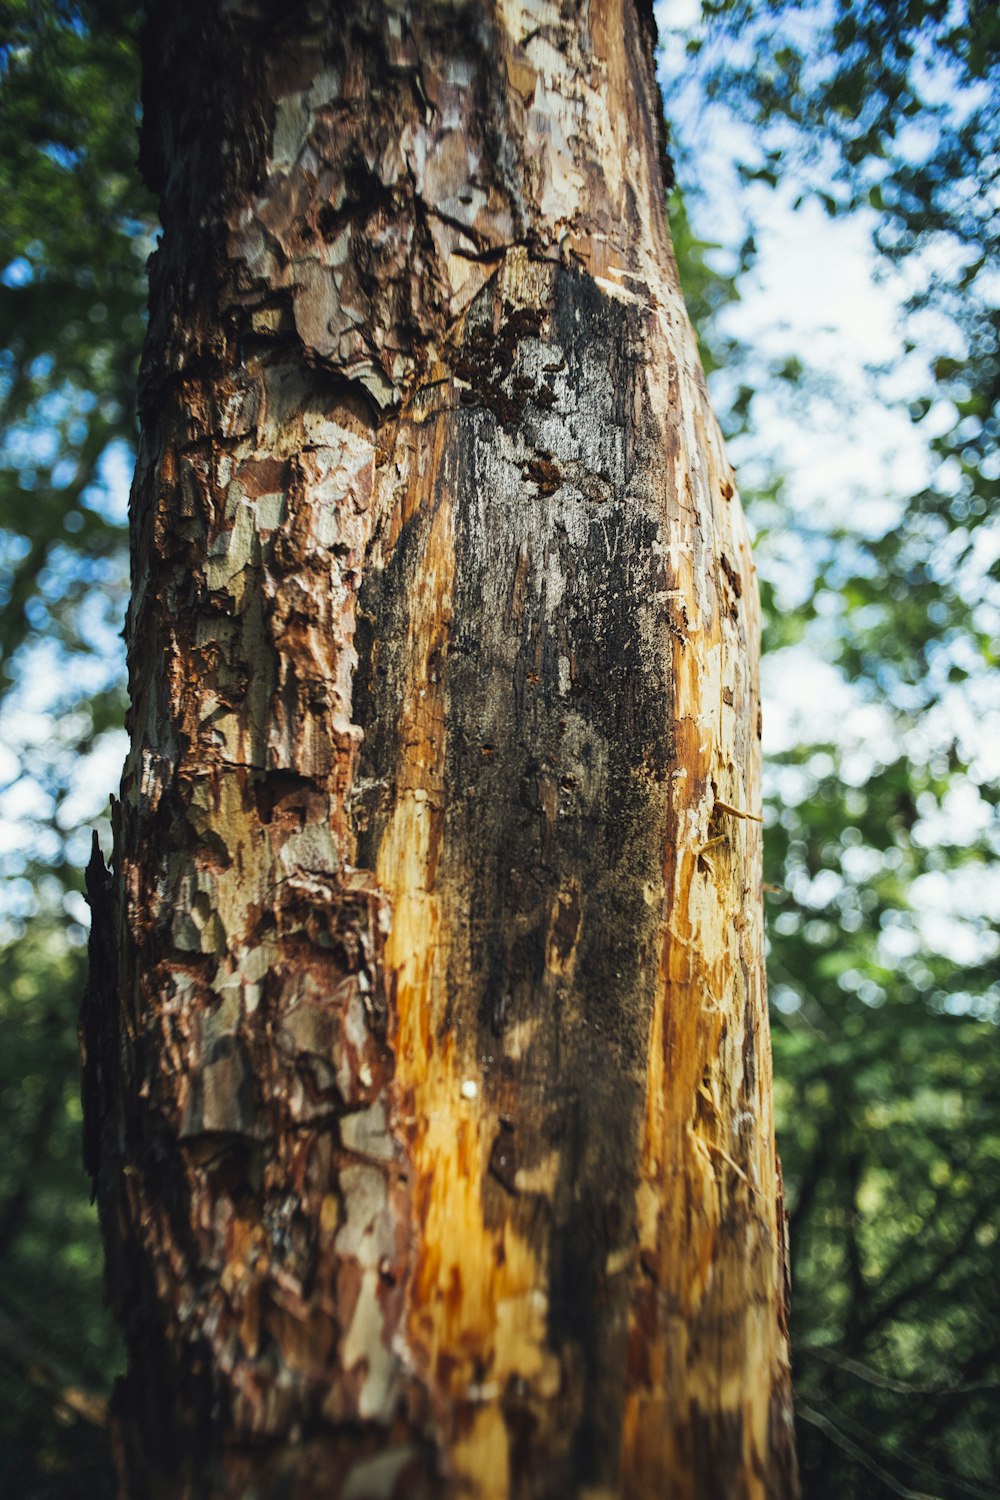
<box><xmin>0</xmin><ymin>1</ymin><xmax>996</xmax><ymax>1496</ymax></box>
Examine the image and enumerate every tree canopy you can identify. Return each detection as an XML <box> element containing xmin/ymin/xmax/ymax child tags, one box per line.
<box><xmin>667</xmin><ymin>2</ymin><xmax>1000</xmax><ymax>1493</ymax></box>
<box><xmin>0</xmin><ymin>1</ymin><xmax>997</xmax><ymax>1495</ymax></box>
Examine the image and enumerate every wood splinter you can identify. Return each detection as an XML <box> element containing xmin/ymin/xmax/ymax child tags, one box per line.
<box><xmin>715</xmin><ymin>798</ymin><xmax>765</xmax><ymax>823</ymax></box>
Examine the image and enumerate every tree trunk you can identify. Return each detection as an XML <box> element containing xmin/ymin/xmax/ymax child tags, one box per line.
<box><xmin>82</xmin><ymin>0</ymin><xmax>797</xmax><ymax>1495</ymax></box>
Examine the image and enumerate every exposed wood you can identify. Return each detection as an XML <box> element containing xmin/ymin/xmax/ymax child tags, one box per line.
<box><xmin>82</xmin><ymin>0</ymin><xmax>797</xmax><ymax>1494</ymax></box>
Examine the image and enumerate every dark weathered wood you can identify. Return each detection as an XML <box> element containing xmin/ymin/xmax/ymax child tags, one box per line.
<box><xmin>85</xmin><ymin>1</ymin><xmax>797</xmax><ymax>1494</ymax></box>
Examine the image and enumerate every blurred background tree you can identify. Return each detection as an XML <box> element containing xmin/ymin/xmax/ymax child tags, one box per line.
<box><xmin>0</xmin><ymin>1</ymin><xmax>997</xmax><ymax>1496</ymax></box>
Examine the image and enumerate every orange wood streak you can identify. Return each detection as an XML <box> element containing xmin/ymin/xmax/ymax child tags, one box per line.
<box><xmin>620</xmin><ymin>293</ymin><xmax>793</xmax><ymax>1494</ymax></box>
<box><xmin>375</xmin><ymin>410</ymin><xmax>566</xmax><ymax>1497</ymax></box>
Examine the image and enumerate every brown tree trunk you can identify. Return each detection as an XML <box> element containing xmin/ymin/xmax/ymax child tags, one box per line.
<box><xmin>82</xmin><ymin>1</ymin><xmax>797</xmax><ymax>1495</ymax></box>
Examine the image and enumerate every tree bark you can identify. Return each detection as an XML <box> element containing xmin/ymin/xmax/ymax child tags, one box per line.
<box><xmin>82</xmin><ymin>0</ymin><xmax>797</xmax><ymax>1495</ymax></box>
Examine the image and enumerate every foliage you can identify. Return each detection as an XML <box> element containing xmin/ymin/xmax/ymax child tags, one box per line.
<box><xmin>0</xmin><ymin>1</ymin><xmax>997</xmax><ymax>1496</ymax></box>
<box><xmin>0</xmin><ymin>0</ymin><xmax>150</xmax><ymax>675</ymax></box>
<box><xmin>667</xmin><ymin>0</ymin><xmax>1000</xmax><ymax>1494</ymax></box>
<box><xmin>0</xmin><ymin>1</ymin><xmax>147</xmax><ymax>1491</ymax></box>
<box><xmin>0</xmin><ymin>927</ymin><xmax>117</xmax><ymax>1498</ymax></box>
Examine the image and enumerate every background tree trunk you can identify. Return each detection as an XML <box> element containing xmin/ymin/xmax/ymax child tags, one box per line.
<box><xmin>82</xmin><ymin>0</ymin><xmax>797</xmax><ymax>1494</ymax></box>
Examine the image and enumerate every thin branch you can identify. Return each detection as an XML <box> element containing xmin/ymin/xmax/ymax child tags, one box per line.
<box><xmin>798</xmin><ymin>1404</ymin><xmax>939</xmax><ymax>1500</ymax></box>
<box><xmin>799</xmin><ymin>1345</ymin><xmax>1000</xmax><ymax>1398</ymax></box>
<box><xmin>800</xmin><ymin>1396</ymin><xmax>1000</xmax><ymax>1500</ymax></box>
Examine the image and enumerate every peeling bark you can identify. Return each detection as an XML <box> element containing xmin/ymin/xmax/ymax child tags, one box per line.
<box><xmin>83</xmin><ymin>0</ymin><xmax>797</xmax><ymax>1495</ymax></box>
